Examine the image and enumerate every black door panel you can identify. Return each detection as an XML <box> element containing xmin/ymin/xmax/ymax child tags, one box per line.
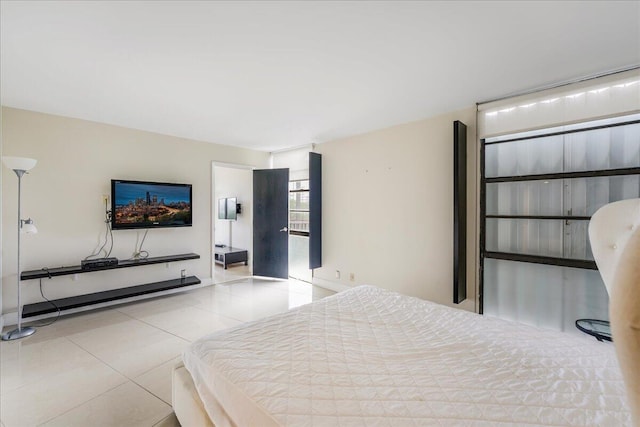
<box><xmin>253</xmin><ymin>168</ymin><xmax>289</xmax><ymax>279</ymax></box>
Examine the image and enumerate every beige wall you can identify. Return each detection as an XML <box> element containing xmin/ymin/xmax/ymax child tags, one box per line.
<box><xmin>1</xmin><ymin>107</ymin><xmax>269</xmax><ymax>316</ymax></box>
<box><xmin>314</xmin><ymin>107</ymin><xmax>478</xmax><ymax>312</ymax></box>
<box><xmin>1</xmin><ymin>105</ymin><xmax>479</xmax><ymax>319</ymax></box>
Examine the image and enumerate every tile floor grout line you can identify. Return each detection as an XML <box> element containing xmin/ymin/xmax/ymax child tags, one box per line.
<box><xmin>131</xmin><ymin>376</ymin><xmax>173</xmax><ymax>406</ymax></box>
<box><xmin>64</xmin><ymin>332</ymin><xmax>135</xmax><ymax>380</ymax></box>
<box><xmin>35</xmin><ymin>380</ymin><xmax>128</xmax><ymax>426</ymax></box>
<box><xmin>115</xmin><ymin>288</ymin><xmax>253</xmax><ymax>326</ymax></box>
<box><xmin>4</xmin><ymin>280</ymin><xmax>333</xmax><ymax>426</ymax></box>
<box><xmin>151</xmin><ymin>412</ymin><xmax>179</xmax><ymax>427</ymax></box>
<box><xmin>64</xmin><ymin>312</ymin><xmax>186</xmax><ymax>381</ymax></box>
<box><xmin>133</xmin><ymin>352</ymin><xmax>183</xmax><ymax>382</ymax></box>
<box><xmin>0</xmin><ymin>335</ymin><xmax>118</xmax><ymax>398</ymax></box>
<box><xmin>109</xmin><ymin>313</ymin><xmax>193</xmax><ymax>379</ymax></box>
<box><xmin>39</xmin><ymin>381</ymin><xmax>173</xmax><ymax>427</ymax></box>
<box><xmin>112</xmin><ymin>284</ymin><xmax>246</xmax><ymax>318</ymax></box>
<box><xmin>115</xmin><ymin>306</ymin><xmax>195</xmax><ymax>341</ymax></box>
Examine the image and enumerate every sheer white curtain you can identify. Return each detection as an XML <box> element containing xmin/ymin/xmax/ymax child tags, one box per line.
<box><xmin>479</xmin><ymin>69</ymin><xmax>640</xmax><ymax>333</ymax></box>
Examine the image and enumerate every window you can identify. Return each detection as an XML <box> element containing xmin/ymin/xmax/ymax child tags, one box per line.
<box><xmin>289</xmin><ymin>179</ymin><xmax>310</xmax><ymax>236</ymax></box>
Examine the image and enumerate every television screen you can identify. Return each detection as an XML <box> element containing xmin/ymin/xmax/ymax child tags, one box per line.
<box><xmin>217</xmin><ymin>198</ymin><xmax>227</xmax><ymax>220</ymax></box>
<box><xmin>226</xmin><ymin>197</ymin><xmax>237</xmax><ymax>220</ymax></box>
<box><xmin>217</xmin><ymin>197</ymin><xmax>238</xmax><ymax>220</ymax></box>
<box><xmin>111</xmin><ymin>180</ymin><xmax>192</xmax><ymax>229</ymax></box>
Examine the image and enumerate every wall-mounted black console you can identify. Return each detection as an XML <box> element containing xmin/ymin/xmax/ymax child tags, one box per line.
<box><xmin>21</xmin><ymin>253</ymin><xmax>200</xmax><ymax>280</ymax></box>
<box><xmin>21</xmin><ymin>253</ymin><xmax>200</xmax><ymax>318</ymax></box>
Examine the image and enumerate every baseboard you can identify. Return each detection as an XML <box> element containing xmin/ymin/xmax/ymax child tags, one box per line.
<box><xmin>2</xmin><ymin>276</ymin><xmax>214</xmax><ymax>327</ymax></box>
<box><xmin>311</xmin><ymin>277</ymin><xmax>353</xmax><ymax>293</ymax></box>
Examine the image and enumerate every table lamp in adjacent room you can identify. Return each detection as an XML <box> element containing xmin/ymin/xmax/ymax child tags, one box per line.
<box><xmin>2</xmin><ymin>156</ymin><xmax>38</xmax><ymax>341</ymax></box>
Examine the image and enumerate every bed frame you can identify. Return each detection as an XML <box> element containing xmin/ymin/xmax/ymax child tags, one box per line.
<box><xmin>172</xmin><ymin>200</ymin><xmax>639</xmax><ymax>426</ymax></box>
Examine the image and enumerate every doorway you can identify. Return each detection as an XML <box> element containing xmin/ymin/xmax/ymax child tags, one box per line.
<box><xmin>211</xmin><ymin>155</ymin><xmax>320</xmax><ymax>285</ymax></box>
<box><xmin>211</xmin><ymin>162</ymin><xmax>253</xmax><ymax>284</ymax></box>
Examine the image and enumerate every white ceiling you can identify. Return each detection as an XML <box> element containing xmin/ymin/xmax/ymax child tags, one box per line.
<box><xmin>1</xmin><ymin>1</ymin><xmax>639</xmax><ymax>152</ymax></box>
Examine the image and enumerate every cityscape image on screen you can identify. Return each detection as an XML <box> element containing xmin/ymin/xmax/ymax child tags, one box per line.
<box><xmin>112</xmin><ymin>180</ymin><xmax>192</xmax><ymax>228</ymax></box>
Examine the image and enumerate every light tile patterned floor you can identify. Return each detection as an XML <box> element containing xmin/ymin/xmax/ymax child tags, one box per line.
<box><xmin>0</xmin><ymin>278</ymin><xmax>334</xmax><ymax>426</ymax></box>
<box><xmin>213</xmin><ymin>264</ymin><xmax>251</xmax><ymax>284</ymax></box>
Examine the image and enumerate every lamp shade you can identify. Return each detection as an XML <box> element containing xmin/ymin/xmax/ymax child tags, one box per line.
<box><xmin>2</xmin><ymin>156</ymin><xmax>37</xmax><ymax>172</ymax></box>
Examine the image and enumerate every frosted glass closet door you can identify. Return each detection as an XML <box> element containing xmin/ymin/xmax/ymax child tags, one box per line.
<box><xmin>483</xmin><ymin>117</ymin><xmax>640</xmax><ymax>333</ymax></box>
<box><xmin>483</xmin><ymin>260</ymin><xmax>609</xmax><ymax>334</ymax></box>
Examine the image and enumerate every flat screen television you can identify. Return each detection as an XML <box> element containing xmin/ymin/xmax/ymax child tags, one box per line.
<box><xmin>217</xmin><ymin>198</ymin><xmax>227</xmax><ymax>220</ymax></box>
<box><xmin>226</xmin><ymin>197</ymin><xmax>237</xmax><ymax>220</ymax></box>
<box><xmin>217</xmin><ymin>197</ymin><xmax>237</xmax><ymax>220</ymax></box>
<box><xmin>111</xmin><ymin>179</ymin><xmax>192</xmax><ymax>229</ymax></box>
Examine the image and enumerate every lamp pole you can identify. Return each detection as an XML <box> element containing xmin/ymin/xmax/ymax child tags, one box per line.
<box><xmin>2</xmin><ymin>167</ymin><xmax>36</xmax><ymax>340</ymax></box>
<box><xmin>17</xmin><ymin>170</ymin><xmax>25</xmax><ymax>334</ymax></box>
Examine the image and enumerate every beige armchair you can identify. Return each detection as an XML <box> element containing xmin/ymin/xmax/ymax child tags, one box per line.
<box><xmin>589</xmin><ymin>198</ymin><xmax>640</xmax><ymax>425</ymax></box>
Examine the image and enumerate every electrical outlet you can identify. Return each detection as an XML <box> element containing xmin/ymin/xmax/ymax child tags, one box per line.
<box><xmin>335</xmin><ymin>270</ymin><xmax>340</xmax><ymax>279</ymax></box>
<box><xmin>102</xmin><ymin>194</ymin><xmax>109</xmax><ymax>203</ymax></box>
<box><xmin>350</xmin><ymin>273</ymin><xmax>355</xmax><ymax>282</ymax></box>
<box><xmin>181</xmin><ymin>269</ymin><xmax>186</xmax><ymax>278</ymax></box>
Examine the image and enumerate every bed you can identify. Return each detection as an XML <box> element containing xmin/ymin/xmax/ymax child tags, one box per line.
<box><xmin>175</xmin><ymin>199</ymin><xmax>640</xmax><ymax>426</ymax></box>
<box><xmin>175</xmin><ymin>285</ymin><xmax>632</xmax><ymax>426</ymax></box>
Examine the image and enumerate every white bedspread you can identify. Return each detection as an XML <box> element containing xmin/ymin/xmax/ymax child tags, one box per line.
<box><xmin>183</xmin><ymin>285</ymin><xmax>631</xmax><ymax>426</ymax></box>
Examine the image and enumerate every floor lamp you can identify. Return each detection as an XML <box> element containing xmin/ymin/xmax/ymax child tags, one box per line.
<box><xmin>2</xmin><ymin>156</ymin><xmax>38</xmax><ymax>341</ymax></box>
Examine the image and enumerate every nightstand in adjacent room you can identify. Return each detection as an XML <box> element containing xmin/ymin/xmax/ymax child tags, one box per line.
<box><xmin>214</xmin><ymin>247</ymin><xmax>248</xmax><ymax>269</ymax></box>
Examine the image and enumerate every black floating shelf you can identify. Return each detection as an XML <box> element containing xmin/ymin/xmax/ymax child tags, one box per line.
<box><xmin>21</xmin><ymin>253</ymin><xmax>200</xmax><ymax>280</ymax></box>
<box><xmin>22</xmin><ymin>275</ymin><xmax>201</xmax><ymax>318</ymax></box>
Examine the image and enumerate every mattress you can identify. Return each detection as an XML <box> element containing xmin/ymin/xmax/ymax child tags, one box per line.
<box><xmin>182</xmin><ymin>285</ymin><xmax>631</xmax><ymax>426</ymax></box>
